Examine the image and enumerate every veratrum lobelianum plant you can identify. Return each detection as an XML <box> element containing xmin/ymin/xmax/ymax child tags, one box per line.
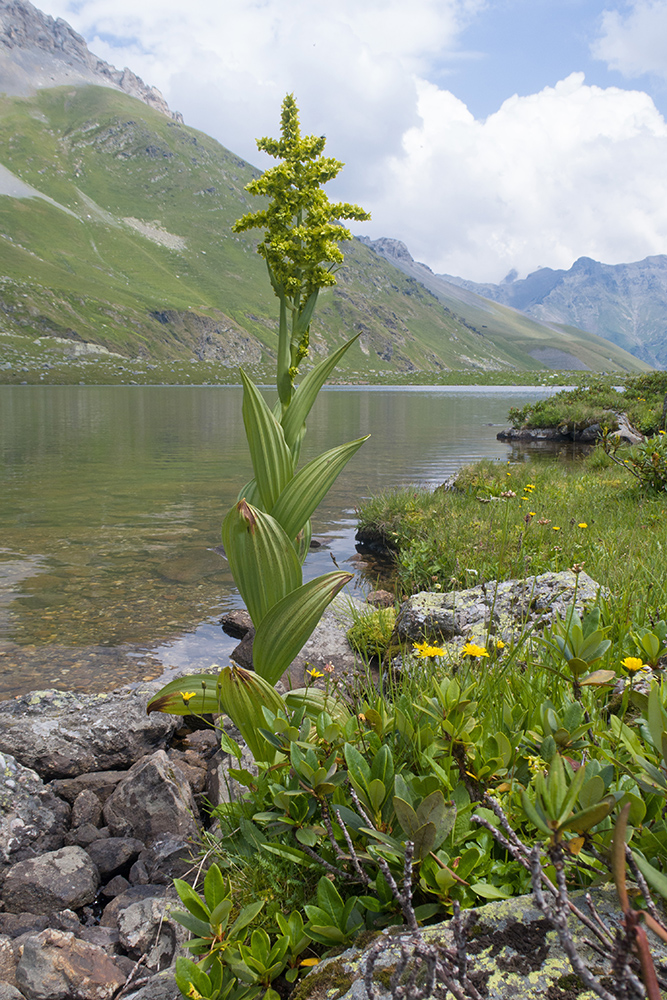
<box><xmin>148</xmin><ymin>95</ymin><xmax>370</xmax><ymax>759</ymax></box>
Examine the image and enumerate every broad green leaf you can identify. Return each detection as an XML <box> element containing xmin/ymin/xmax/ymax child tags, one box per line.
<box><xmin>252</xmin><ymin>571</ymin><xmax>352</xmax><ymax>685</ymax></box>
<box><xmin>579</xmin><ymin>774</ymin><xmax>605</xmax><ymax>811</ymax></box>
<box><xmin>561</xmin><ymin>797</ymin><xmax>615</xmax><ymax>833</ymax></box>
<box><xmin>240</xmin><ymin>369</ymin><xmax>293</xmax><ymax>511</ymax></box>
<box><xmin>581</xmin><ymin>669</ymin><xmax>616</xmax><ymax>686</ymax></box>
<box><xmin>295</xmin><ymin>518</ymin><xmax>312</xmax><ymax>565</ymax></box>
<box><xmin>648</xmin><ymin>682</ymin><xmax>666</xmax><ymax>753</ymax></box>
<box><xmin>344</xmin><ymin>743</ymin><xmax>372</xmax><ymax>796</ymax></box>
<box><xmin>229</xmin><ymin>900</ymin><xmax>265</xmax><ymax>937</ymax></box>
<box><xmin>633</xmin><ymin>850</ymin><xmax>667</xmax><ymax>901</ymax></box>
<box><xmin>521</xmin><ymin>790</ymin><xmax>552</xmax><ymax>836</ymax></box>
<box><xmin>470</xmin><ymin>883</ymin><xmax>513</xmax><ymax>900</ymax></box>
<box><xmin>147</xmin><ymin>674</ymin><xmax>221</xmax><ymax>716</ymax></box>
<box><xmin>285</xmin><ymin>687</ymin><xmax>351</xmax><ymax>725</ymax></box>
<box><xmin>271</xmin><ymin>436</ymin><xmax>370</xmax><ymax>542</ymax></box>
<box><xmin>368</xmin><ymin>778</ymin><xmax>387</xmax><ymax>813</ymax></box>
<box><xmin>393</xmin><ymin>796</ymin><xmax>418</xmax><ymax>837</ymax></box>
<box><xmin>174</xmin><ymin>879</ymin><xmax>211</xmax><ymax>921</ymax></box>
<box><xmin>171</xmin><ymin>909</ymin><xmax>213</xmax><ymax>938</ymax></box>
<box><xmin>237</xmin><ymin>477</ymin><xmax>263</xmax><ymax>509</ymax></box>
<box><xmin>370</xmin><ymin>744</ymin><xmax>394</xmax><ymax>791</ymax></box>
<box><xmin>204</xmin><ymin>864</ymin><xmax>228</xmax><ymax>912</ymax></box>
<box><xmin>222</xmin><ymin>500</ymin><xmax>301</xmax><ymax>626</ymax></box>
<box><xmin>317</xmin><ymin>876</ymin><xmax>345</xmax><ymax>924</ymax></box>
<box><xmin>413</xmin><ymin>821</ymin><xmax>437</xmax><ymax>860</ymax></box>
<box><xmin>281</xmin><ymin>335</ymin><xmax>360</xmax><ymax>453</ymax></box>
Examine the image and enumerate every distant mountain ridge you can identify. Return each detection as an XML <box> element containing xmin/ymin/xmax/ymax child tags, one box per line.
<box><xmin>441</xmin><ymin>255</ymin><xmax>667</xmax><ymax>368</ymax></box>
<box><xmin>359</xmin><ymin>237</ymin><xmax>648</xmax><ymax>372</ymax></box>
<box><xmin>0</xmin><ymin>0</ymin><xmax>182</xmax><ymax>120</ymax></box>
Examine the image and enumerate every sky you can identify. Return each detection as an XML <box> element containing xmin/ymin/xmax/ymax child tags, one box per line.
<box><xmin>34</xmin><ymin>0</ymin><xmax>667</xmax><ymax>282</ymax></box>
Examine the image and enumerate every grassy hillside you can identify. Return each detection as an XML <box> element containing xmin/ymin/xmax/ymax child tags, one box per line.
<box><xmin>0</xmin><ymin>85</ymin><xmax>649</xmax><ymax>378</ymax></box>
<box><xmin>362</xmin><ymin>241</ymin><xmax>650</xmax><ymax>375</ymax></box>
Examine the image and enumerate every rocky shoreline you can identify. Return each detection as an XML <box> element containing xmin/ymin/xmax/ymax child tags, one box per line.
<box><xmin>0</xmin><ymin>680</ymin><xmax>222</xmax><ymax>1000</ymax></box>
<box><xmin>0</xmin><ymin>573</ymin><xmax>651</xmax><ymax>1000</ymax></box>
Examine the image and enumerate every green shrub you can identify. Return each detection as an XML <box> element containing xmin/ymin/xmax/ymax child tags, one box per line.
<box><xmin>347</xmin><ymin>606</ymin><xmax>397</xmax><ymax>659</ymax></box>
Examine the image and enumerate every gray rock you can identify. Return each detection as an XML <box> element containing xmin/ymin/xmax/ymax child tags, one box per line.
<box><xmin>135</xmin><ymin>834</ymin><xmax>196</xmax><ymax>884</ymax></box>
<box><xmin>100</xmin><ymin>885</ymin><xmax>169</xmax><ymax>929</ymax></box>
<box><xmin>2</xmin><ymin>847</ymin><xmax>100</xmax><ymax>914</ymax></box>
<box><xmin>100</xmin><ymin>874</ymin><xmax>131</xmax><ymax>899</ymax></box>
<box><xmin>15</xmin><ymin>929</ymin><xmax>125</xmax><ymax>1000</ymax></box>
<box><xmin>0</xmin><ymin>913</ymin><xmax>49</xmax><ymax>939</ymax></box>
<box><xmin>0</xmin><ymin>752</ymin><xmax>70</xmax><ymax>875</ymax></box>
<box><xmin>0</xmin><ymin>934</ymin><xmax>18</xmax><ymax>988</ymax></box>
<box><xmin>206</xmin><ymin>742</ymin><xmax>258</xmax><ymax>807</ymax></box>
<box><xmin>301</xmin><ymin>886</ymin><xmax>661</xmax><ymax>1000</ymax></box>
<box><xmin>286</xmin><ymin>594</ymin><xmax>368</xmax><ymax>688</ymax></box>
<box><xmin>85</xmin><ymin>838</ymin><xmax>143</xmax><ymax>878</ymax></box>
<box><xmin>65</xmin><ymin>824</ymin><xmax>103</xmax><ymax>848</ymax></box>
<box><xmin>394</xmin><ymin>570</ymin><xmax>604</xmax><ymax>652</ymax></box>
<box><xmin>49</xmin><ymin>771</ymin><xmax>127</xmax><ymax>805</ymax></box>
<box><xmin>0</xmin><ymin>985</ymin><xmax>25</xmax><ymax>1000</ymax></box>
<box><xmin>102</xmin><ymin>751</ymin><xmax>199</xmax><ymax>844</ymax></box>
<box><xmin>124</xmin><ymin>970</ymin><xmax>182</xmax><ymax>1000</ymax></box>
<box><xmin>0</xmin><ymin>687</ymin><xmax>179</xmax><ymax>779</ymax></box>
<box><xmin>71</xmin><ymin>790</ymin><xmax>103</xmax><ymax>829</ymax></box>
<box><xmin>117</xmin><ymin>896</ymin><xmax>183</xmax><ymax>971</ymax></box>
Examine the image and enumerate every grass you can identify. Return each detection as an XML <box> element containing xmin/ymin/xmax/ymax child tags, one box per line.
<box><xmin>356</xmin><ymin>451</ymin><xmax>667</xmax><ymax>628</ymax></box>
<box><xmin>508</xmin><ymin>370</ymin><xmax>667</xmax><ymax>435</ymax></box>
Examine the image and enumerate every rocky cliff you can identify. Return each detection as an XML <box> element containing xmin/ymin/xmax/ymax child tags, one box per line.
<box><xmin>0</xmin><ymin>0</ymin><xmax>182</xmax><ymax>121</ymax></box>
<box><xmin>443</xmin><ymin>254</ymin><xmax>667</xmax><ymax>368</ymax></box>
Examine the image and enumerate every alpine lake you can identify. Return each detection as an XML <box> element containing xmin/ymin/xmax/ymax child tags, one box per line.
<box><xmin>0</xmin><ymin>384</ymin><xmax>560</xmax><ymax>699</ymax></box>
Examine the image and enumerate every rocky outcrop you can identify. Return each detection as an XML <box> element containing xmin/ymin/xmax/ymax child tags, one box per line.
<box><xmin>0</xmin><ymin>687</ymin><xmax>180</xmax><ymax>778</ymax></box>
<box><xmin>0</xmin><ymin>679</ymin><xmax>221</xmax><ymax>998</ymax></box>
<box><xmin>394</xmin><ymin>570</ymin><xmax>604</xmax><ymax>652</ymax></box>
<box><xmin>497</xmin><ymin>411</ymin><xmax>644</xmax><ymax>445</ymax></box>
<box><xmin>0</xmin><ymin>0</ymin><xmax>183</xmax><ymax>121</ymax></box>
<box><xmin>297</xmin><ymin>886</ymin><xmax>662</xmax><ymax>1000</ymax></box>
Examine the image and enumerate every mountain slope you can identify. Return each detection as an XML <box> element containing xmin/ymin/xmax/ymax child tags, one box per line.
<box><xmin>443</xmin><ymin>255</ymin><xmax>667</xmax><ymax>368</ymax></box>
<box><xmin>359</xmin><ymin>239</ymin><xmax>648</xmax><ymax>373</ymax></box>
<box><xmin>0</xmin><ymin>0</ymin><xmax>649</xmax><ymax>374</ymax></box>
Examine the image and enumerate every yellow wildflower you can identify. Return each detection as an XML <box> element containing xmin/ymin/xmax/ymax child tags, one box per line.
<box><xmin>307</xmin><ymin>667</ymin><xmax>325</xmax><ymax>679</ymax></box>
<box><xmin>496</xmin><ymin>639</ymin><xmax>506</xmax><ymax>650</ymax></box>
<box><xmin>413</xmin><ymin>640</ymin><xmax>445</xmax><ymax>658</ymax></box>
<box><xmin>461</xmin><ymin>642</ymin><xmax>489</xmax><ymax>658</ymax></box>
<box><xmin>578</xmin><ymin>522</ymin><xmax>588</xmax><ymax>528</ymax></box>
<box><xmin>552</xmin><ymin>526</ymin><xmax>560</xmax><ymax>531</ymax></box>
<box><xmin>621</xmin><ymin>656</ymin><xmax>646</xmax><ymax>673</ymax></box>
<box><xmin>180</xmin><ymin>692</ymin><xmax>197</xmax><ymax>703</ymax></box>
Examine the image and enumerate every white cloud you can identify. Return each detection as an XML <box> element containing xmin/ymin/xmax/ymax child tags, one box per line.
<box><xmin>372</xmin><ymin>73</ymin><xmax>667</xmax><ymax>280</ymax></box>
<box><xmin>33</xmin><ymin>2</ymin><xmax>667</xmax><ymax>281</ymax></box>
<box><xmin>593</xmin><ymin>1</ymin><xmax>667</xmax><ymax>80</ymax></box>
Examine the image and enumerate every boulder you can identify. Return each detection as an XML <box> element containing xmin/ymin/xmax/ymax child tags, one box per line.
<box><xmin>117</xmin><ymin>896</ymin><xmax>184</xmax><ymax>971</ymax></box>
<box><xmin>102</xmin><ymin>751</ymin><xmax>199</xmax><ymax>844</ymax></box>
<box><xmin>0</xmin><ymin>752</ymin><xmax>70</xmax><ymax>876</ymax></box>
<box><xmin>15</xmin><ymin>929</ymin><xmax>125</xmax><ymax>1000</ymax></box>
<box><xmin>394</xmin><ymin>570</ymin><xmax>604</xmax><ymax>651</ymax></box>
<box><xmin>49</xmin><ymin>771</ymin><xmax>127</xmax><ymax>805</ymax></box>
<box><xmin>85</xmin><ymin>837</ymin><xmax>144</xmax><ymax>878</ymax></box>
<box><xmin>71</xmin><ymin>790</ymin><xmax>103</xmax><ymax>829</ymax></box>
<box><xmin>2</xmin><ymin>847</ymin><xmax>99</xmax><ymax>914</ymax></box>
<box><xmin>0</xmin><ymin>687</ymin><xmax>179</xmax><ymax>779</ymax></box>
<box><xmin>134</xmin><ymin>834</ymin><xmax>196</xmax><ymax>884</ymax></box>
<box><xmin>99</xmin><ymin>885</ymin><xmax>168</xmax><ymax>929</ymax></box>
<box><xmin>298</xmin><ymin>886</ymin><xmax>661</xmax><ymax>1000</ymax></box>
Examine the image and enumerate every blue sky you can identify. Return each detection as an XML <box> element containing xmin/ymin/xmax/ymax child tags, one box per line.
<box><xmin>448</xmin><ymin>0</ymin><xmax>666</xmax><ymax>117</ymax></box>
<box><xmin>36</xmin><ymin>0</ymin><xmax>667</xmax><ymax>281</ymax></box>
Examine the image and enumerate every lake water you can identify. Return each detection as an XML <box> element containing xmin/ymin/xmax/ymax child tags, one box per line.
<box><xmin>0</xmin><ymin>384</ymin><xmax>556</xmax><ymax>698</ymax></box>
